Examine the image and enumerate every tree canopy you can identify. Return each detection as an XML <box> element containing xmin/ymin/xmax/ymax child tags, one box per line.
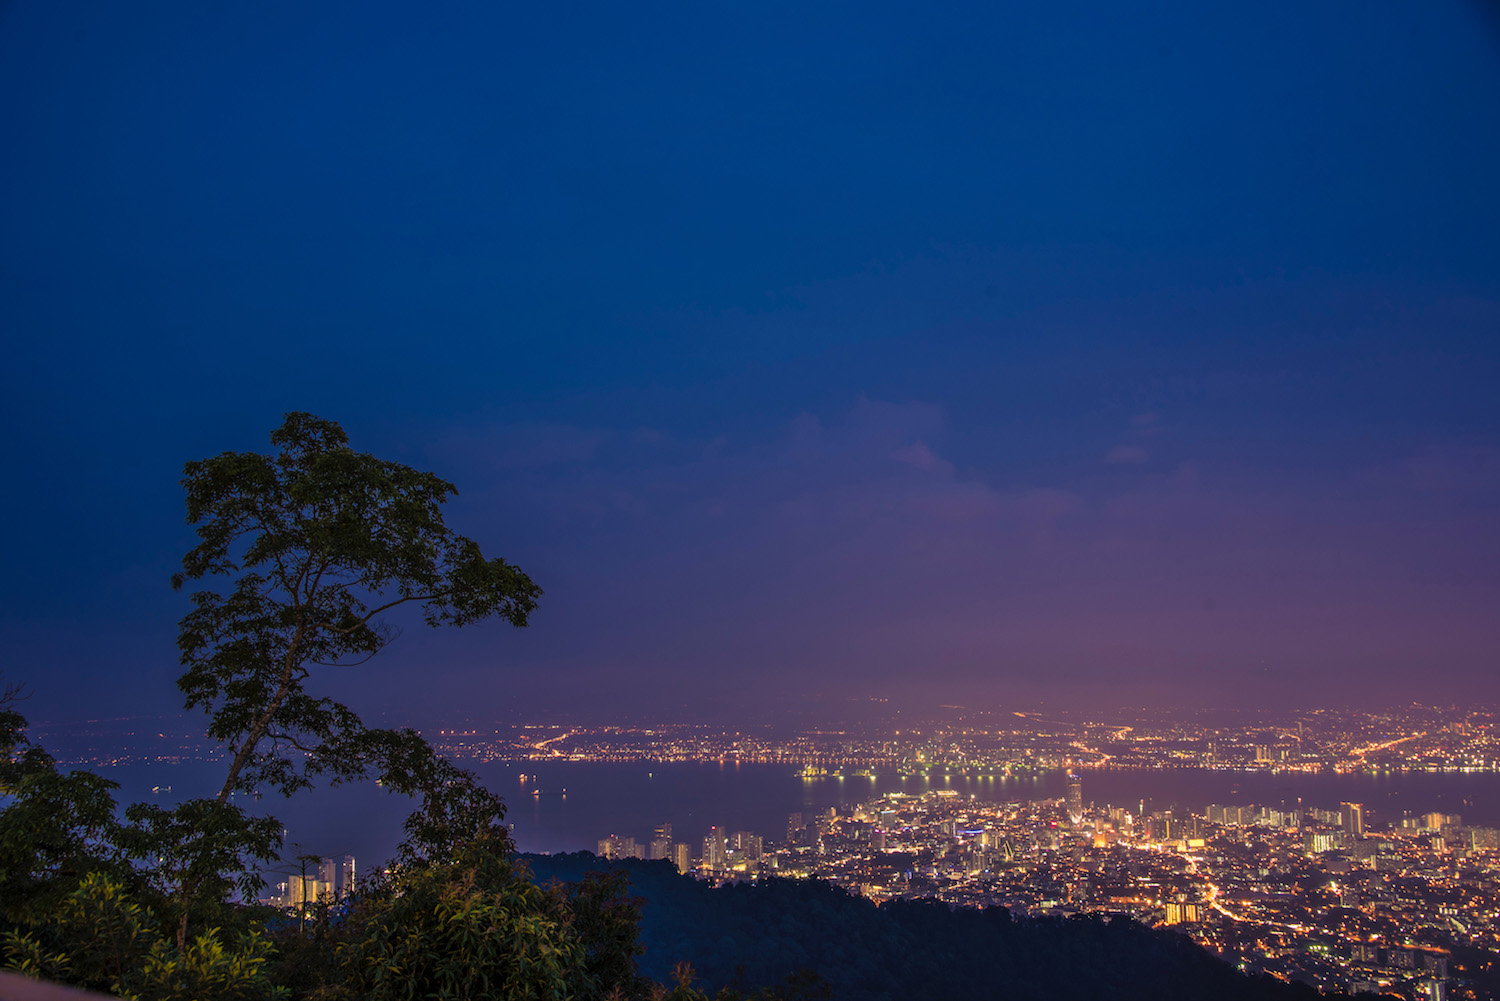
<box><xmin>173</xmin><ymin>411</ymin><xmax>542</xmax><ymax>804</ymax></box>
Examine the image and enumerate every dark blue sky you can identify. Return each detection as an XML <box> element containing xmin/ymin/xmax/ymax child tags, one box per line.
<box><xmin>3</xmin><ymin>1</ymin><xmax>1498</xmax><ymax>725</ymax></box>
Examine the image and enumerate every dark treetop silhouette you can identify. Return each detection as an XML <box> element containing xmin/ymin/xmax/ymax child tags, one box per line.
<box><xmin>155</xmin><ymin>412</ymin><xmax>541</xmax><ymax>946</ymax></box>
<box><xmin>174</xmin><ymin>411</ymin><xmax>541</xmax><ymax>806</ymax></box>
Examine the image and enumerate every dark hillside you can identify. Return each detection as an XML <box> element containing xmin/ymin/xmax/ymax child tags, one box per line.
<box><xmin>523</xmin><ymin>854</ymin><xmax>1334</xmax><ymax>1001</ymax></box>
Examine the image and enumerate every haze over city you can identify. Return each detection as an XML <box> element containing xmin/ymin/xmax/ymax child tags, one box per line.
<box><xmin>4</xmin><ymin>0</ymin><xmax>1499</xmax><ymax>727</ymax></box>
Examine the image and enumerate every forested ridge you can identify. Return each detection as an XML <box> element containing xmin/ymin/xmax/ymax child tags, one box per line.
<box><xmin>526</xmin><ymin>853</ymin><xmax>1340</xmax><ymax>1001</ymax></box>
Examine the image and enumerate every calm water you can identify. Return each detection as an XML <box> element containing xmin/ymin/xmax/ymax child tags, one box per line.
<box><xmin>94</xmin><ymin>760</ymin><xmax>1500</xmax><ymax>869</ymax></box>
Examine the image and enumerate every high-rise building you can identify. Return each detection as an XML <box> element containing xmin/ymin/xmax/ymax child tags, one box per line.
<box><xmin>730</xmin><ymin>831</ymin><xmax>763</xmax><ymax>860</ymax></box>
<box><xmin>672</xmin><ymin>843</ymin><xmax>692</xmax><ymax>874</ymax></box>
<box><xmin>279</xmin><ymin>860</ymin><xmax>337</xmax><ymax>909</ymax></box>
<box><xmin>786</xmin><ymin>812</ymin><xmax>803</xmax><ymax>845</ymax></box>
<box><xmin>1164</xmin><ymin>901</ymin><xmax>1203</xmax><ymax>925</ymax></box>
<box><xmin>702</xmin><ymin>826</ymin><xmax>727</xmax><ymax>870</ymax></box>
<box><xmin>318</xmin><ymin>857</ymin><xmax>338</xmax><ymax>892</ymax></box>
<box><xmin>646</xmin><ymin>822</ymin><xmax>674</xmax><ymax>860</ymax></box>
<box><xmin>339</xmin><ymin>855</ymin><xmax>356</xmax><ymax>897</ymax></box>
<box><xmin>1305</xmin><ymin>830</ymin><xmax>1336</xmax><ymax>853</ymax></box>
<box><xmin>1066</xmin><ymin>773</ymin><xmax>1084</xmax><ymax>826</ymax></box>
<box><xmin>1342</xmin><ymin>802</ymin><xmax>1365</xmax><ymax>840</ymax></box>
<box><xmin>597</xmin><ymin>835</ymin><xmax>640</xmax><ymax>860</ymax></box>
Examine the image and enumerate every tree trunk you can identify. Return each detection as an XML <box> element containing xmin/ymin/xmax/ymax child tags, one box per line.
<box><xmin>215</xmin><ymin>626</ymin><xmax>304</xmax><ymax>803</ymax></box>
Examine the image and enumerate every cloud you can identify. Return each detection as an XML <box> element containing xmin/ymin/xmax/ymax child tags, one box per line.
<box><xmin>410</xmin><ymin>396</ymin><xmax>1500</xmax><ymax>715</ymax></box>
<box><xmin>892</xmin><ymin>441</ymin><xmax>953</xmax><ymax>474</ymax></box>
<box><xmin>787</xmin><ymin>396</ymin><xmax>945</xmax><ymax>465</ymax></box>
<box><xmin>1105</xmin><ymin>444</ymin><xmax>1149</xmax><ymax>463</ymax></box>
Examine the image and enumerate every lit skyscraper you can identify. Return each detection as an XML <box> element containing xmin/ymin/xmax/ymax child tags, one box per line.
<box><xmin>703</xmin><ymin>826</ymin><xmax>727</xmax><ymax>870</ymax></box>
<box><xmin>318</xmin><ymin>857</ymin><xmax>337</xmax><ymax>891</ymax></box>
<box><xmin>730</xmin><ymin>831</ymin><xmax>763</xmax><ymax>860</ymax></box>
<box><xmin>1067</xmin><ymin>773</ymin><xmax>1084</xmax><ymax>826</ymax></box>
<box><xmin>597</xmin><ymin>835</ymin><xmax>640</xmax><ymax>859</ymax></box>
<box><xmin>649</xmin><ymin>822</ymin><xmax>674</xmax><ymax>861</ymax></box>
<box><xmin>1342</xmin><ymin>802</ymin><xmax>1365</xmax><ymax>840</ymax></box>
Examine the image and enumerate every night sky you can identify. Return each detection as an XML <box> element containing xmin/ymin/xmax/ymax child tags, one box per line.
<box><xmin>3</xmin><ymin>2</ymin><xmax>1499</xmax><ymax>726</ymax></box>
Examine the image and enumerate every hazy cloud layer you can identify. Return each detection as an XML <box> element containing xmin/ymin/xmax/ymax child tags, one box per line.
<box><xmin>378</xmin><ymin>396</ymin><xmax>1500</xmax><ymax>719</ymax></box>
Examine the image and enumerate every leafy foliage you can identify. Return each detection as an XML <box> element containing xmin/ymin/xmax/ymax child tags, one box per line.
<box><xmin>557</xmin><ymin>868</ymin><xmax>651</xmax><ymax>994</ymax></box>
<box><xmin>392</xmin><ymin>757</ymin><xmax>515</xmax><ymax>867</ymax></box>
<box><xmin>173</xmin><ymin>412</ymin><xmax>542</xmax><ymax>804</ymax></box>
<box><xmin>257</xmin><ymin>839</ymin><xmax>658</xmax><ymax>1001</ymax></box>
<box><xmin>158</xmin><ymin>411</ymin><xmax>542</xmax><ymax>945</ymax></box>
<box><xmin>119</xmin><ymin>798</ymin><xmax>282</xmax><ymax>949</ymax></box>
<box><xmin>0</xmin><ymin>708</ymin><xmax>130</xmax><ymax>923</ymax></box>
<box><xmin>2</xmin><ymin>871</ymin><xmax>282</xmax><ymax>1001</ymax></box>
<box><xmin>325</xmin><ymin>837</ymin><xmax>635</xmax><ymax>1001</ymax></box>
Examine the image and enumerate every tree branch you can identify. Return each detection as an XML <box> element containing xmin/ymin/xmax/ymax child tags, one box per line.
<box><xmin>321</xmin><ymin>592</ymin><xmax>442</xmax><ymax>634</ymax></box>
<box><xmin>267</xmin><ymin>730</ymin><xmax>319</xmax><ymax>754</ymax></box>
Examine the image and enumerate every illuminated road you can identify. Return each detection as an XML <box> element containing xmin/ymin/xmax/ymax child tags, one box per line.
<box><xmin>529</xmin><ymin>732</ymin><xmax>572</xmax><ymax>757</ymax></box>
<box><xmin>1348</xmin><ymin>731</ymin><xmax>1428</xmax><ymax>762</ymax></box>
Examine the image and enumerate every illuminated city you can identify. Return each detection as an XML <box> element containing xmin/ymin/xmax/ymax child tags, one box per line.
<box><xmin>30</xmin><ymin>703</ymin><xmax>1500</xmax><ymax>996</ymax></box>
<box><xmin>595</xmin><ymin>776</ymin><xmax>1486</xmax><ymax>999</ymax></box>
<box><xmin>540</xmin><ymin>706</ymin><xmax>1496</xmax><ymax>999</ymax></box>
<box><xmin>5</xmin><ymin>1</ymin><xmax>1498</xmax><ymax>997</ymax></box>
<box><xmin>423</xmin><ymin>705</ymin><xmax>1500</xmax><ymax>775</ymax></box>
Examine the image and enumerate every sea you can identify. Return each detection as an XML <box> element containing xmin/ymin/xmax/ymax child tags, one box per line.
<box><xmin>92</xmin><ymin>758</ymin><xmax>1500</xmax><ymax>871</ymax></box>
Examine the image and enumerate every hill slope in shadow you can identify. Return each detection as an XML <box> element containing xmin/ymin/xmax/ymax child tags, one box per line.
<box><xmin>523</xmin><ymin>853</ymin><xmax>1338</xmax><ymax>1001</ymax></box>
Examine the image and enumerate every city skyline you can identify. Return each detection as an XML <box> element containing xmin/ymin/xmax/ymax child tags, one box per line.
<box><xmin>578</xmin><ymin>780</ymin><xmax>1486</xmax><ymax>997</ymax></box>
<box><xmin>25</xmin><ymin>694</ymin><xmax>1500</xmax><ymax>995</ymax></box>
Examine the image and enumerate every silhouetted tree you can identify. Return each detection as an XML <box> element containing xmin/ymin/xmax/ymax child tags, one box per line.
<box><xmin>175</xmin><ymin>411</ymin><xmax>541</xmax><ymax>804</ymax></box>
<box><xmin>160</xmin><ymin>412</ymin><xmax>542</xmax><ymax>944</ymax></box>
